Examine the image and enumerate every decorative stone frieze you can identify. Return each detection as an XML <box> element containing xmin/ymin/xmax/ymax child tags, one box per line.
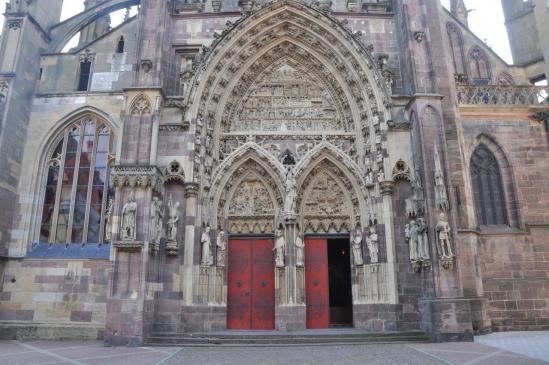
<box><xmin>110</xmin><ymin>165</ymin><xmax>165</xmax><ymax>193</ymax></box>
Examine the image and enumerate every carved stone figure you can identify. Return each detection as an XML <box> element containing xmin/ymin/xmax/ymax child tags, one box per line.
<box><xmin>121</xmin><ymin>196</ymin><xmax>137</xmax><ymax>241</ymax></box>
<box><xmin>436</xmin><ymin>213</ymin><xmax>454</xmax><ymax>269</ymax></box>
<box><xmin>105</xmin><ymin>199</ymin><xmax>113</xmax><ymax>242</ymax></box>
<box><xmin>405</xmin><ymin>220</ymin><xmax>420</xmax><ymax>262</ymax></box>
<box><xmin>284</xmin><ymin>169</ymin><xmax>297</xmax><ymax>213</ymax></box>
<box><xmin>351</xmin><ymin>227</ymin><xmax>364</xmax><ymax>266</ymax></box>
<box><xmin>295</xmin><ymin>233</ymin><xmax>305</xmax><ymax>267</ymax></box>
<box><xmin>216</xmin><ymin>229</ymin><xmax>227</xmax><ymax>267</ymax></box>
<box><xmin>366</xmin><ymin>225</ymin><xmax>379</xmax><ymax>264</ymax></box>
<box><xmin>417</xmin><ymin>218</ymin><xmax>430</xmax><ymax>261</ymax></box>
<box><xmin>434</xmin><ymin>145</ymin><xmax>450</xmax><ymax>212</ymax></box>
<box><xmin>166</xmin><ymin>195</ymin><xmax>180</xmax><ymax>243</ymax></box>
<box><xmin>149</xmin><ymin>197</ymin><xmax>163</xmax><ymax>254</ymax></box>
<box><xmin>201</xmin><ymin>225</ymin><xmax>213</xmax><ymax>266</ymax></box>
<box><xmin>273</xmin><ymin>228</ymin><xmax>285</xmax><ymax>268</ymax></box>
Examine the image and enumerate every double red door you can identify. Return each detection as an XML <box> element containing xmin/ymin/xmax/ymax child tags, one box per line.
<box><xmin>227</xmin><ymin>238</ymin><xmax>275</xmax><ymax>330</ymax></box>
<box><xmin>305</xmin><ymin>238</ymin><xmax>330</xmax><ymax>329</ymax></box>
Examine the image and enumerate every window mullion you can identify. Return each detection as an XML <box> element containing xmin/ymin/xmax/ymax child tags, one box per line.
<box><xmin>67</xmin><ymin>124</ymin><xmax>84</xmax><ymax>243</ymax></box>
<box><xmin>81</xmin><ymin>127</ymin><xmax>97</xmax><ymax>244</ymax></box>
<box><xmin>98</xmin><ymin>158</ymin><xmax>113</xmax><ymax>244</ymax></box>
<box><xmin>50</xmin><ymin>133</ymin><xmax>69</xmax><ymax>243</ymax></box>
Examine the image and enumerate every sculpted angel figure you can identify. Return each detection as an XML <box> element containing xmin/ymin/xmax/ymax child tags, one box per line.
<box><xmin>351</xmin><ymin>227</ymin><xmax>364</xmax><ymax>266</ymax></box>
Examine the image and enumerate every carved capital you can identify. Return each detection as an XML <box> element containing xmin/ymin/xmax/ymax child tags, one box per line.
<box><xmin>110</xmin><ymin>165</ymin><xmax>165</xmax><ymax>193</ymax></box>
<box><xmin>184</xmin><ymin>182</ymin><xmax>200</xmax><ymax>198</ymax></box>
<box><xmin>380</xmin><ymin>181</ymin><xmax>394</xmax><ymax>196</ymax></box>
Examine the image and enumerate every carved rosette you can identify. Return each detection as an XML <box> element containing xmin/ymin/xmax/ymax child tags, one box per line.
<box><xmin>110</xmin><ymin>166</ymin><xmax>165</xmax><ymax>194</ymax></box>
<box><xmin>165</xmin><ymin>161</ymin><xmax>185</xmax><ymax>184</ymax></box>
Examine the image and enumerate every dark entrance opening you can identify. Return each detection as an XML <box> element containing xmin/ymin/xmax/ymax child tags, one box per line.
<box><xmin>327</xmin><ymin>238</ymin><xmax>353</xmax><ymax>327</ymax></box>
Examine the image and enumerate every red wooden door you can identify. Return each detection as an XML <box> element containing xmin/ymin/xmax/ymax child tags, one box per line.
<box><xmin>227</xmin><ymin>238</ymin><xmax>275</xmax><ymax>330</ymax></box>
<box><xmin>251</xmin><ymin>239</ymin><xmax>275</xmax><ymax>329</ymax></box>
<box><xmin>305</xmin><ymin>238</ymin><xmax>330</xmax><ymax>329</ymax></box>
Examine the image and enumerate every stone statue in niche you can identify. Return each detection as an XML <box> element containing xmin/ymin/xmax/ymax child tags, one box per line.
<box><xmin>351</xmin><ymin>227</ymin><xmax>364</xmax><ymax>266</ymax></box>
<box><xmin>434</xmin><ymin>145</ymin><xmax>450</xmax><ymax>212</ymax></box>
<box><xmin>149</xmin><ymin>197</ymin><xmax>163</xmax><ymax>254</ymax></box>
<box><xmin>295</xmin><ymin>233</ymin><xmax>305</xmax><ymax>267</ymax></box>
<box><xmin>417</xmin><ymin>218</ymin><xmax>431</xmax><ymax>262</ymax></box>
<box><xmin>405</xmin><ymin>220</ymin><xmax>420</xmax><ymax>262</ymax></box>
<box><xmin>284</xmin><ymin>169</ymin><xmax>297</xmax><ymax>213</ymax></box>
<box><xmin>274</xmin><ymin>228</ymin><xmax>285</xmax><ymax>268</ymax></box>
<box><xmin>216</xmin><ymin>229</ymin><xmax>227</xmax><ymax>267</ymax></box>
<box><xmin>121</xmin><ymin>195</ymin><xmax>137</xmax><ymax>241</ymax></box>
<box><xmin>201</xmin><ymin>225</ymin><xmax>213</xmax><ymax>266</ymax></box>
<box><xmin>436</xmin><ymin>213</ymin><xmax>454</xmax><ymax>269</ymax></box>
<box><xmin>105</xmin><ymin>199</ymin><xmax>113</xmax><ymax>242</ymax></box>
<box><xmin>366</xmin><ymin>225</ymin><xmax>379</xmax><ymax>264</ymax></box>
<box><xmin>166</xmin><ymin>195</ymin><xmax>180</xmax><ymax>243</ymax></box>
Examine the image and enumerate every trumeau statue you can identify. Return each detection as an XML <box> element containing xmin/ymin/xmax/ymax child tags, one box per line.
<box><xmin>436</xmin><ymin>213</ymin><xmax>454</xmax><ymax>269</ymax></box>
<box><xmin>366</xmin><ymin>225</ymin><xmax>379</xmax><ymax>264</ymax></box>
<box><xmin>274</xmin><ymin>228</ymin><xmax>285</xmax><ymax>268</ymax></box>
<box><xmin>216</xmin><ymin>229</ymin><xmax>227</xmax><ymax>267</ymax></box>
<box><xmin>434</xmin><ymin>145</ymin><xmax>450</xmax><ymax>212</ymax></box>
<box><xmin>295</xmin><ymin>233</ymin><xmax>305</xmax><ymax>267</ymax></box>
<box><xmin>201</xmin><ymin>225</ymin><xmax>213</xmax><ymax>266</ymax></box>
<box><xmin>284</xmin><ymin>169</ymin><xmax>297</xmax><ymax>213</ymax></box>
<box><xmin>166</xmin><ymin>195</ymin><xmax>180</xmax><ymax>243</ymax></box>
<box><xmin>149</xmin><ymin>197</ymin><xmax>163</xmax><ymax>254</ymax></box>
<box><xmin>121</xmin><ymin>195</ymin><xmax>137</xmax><ymax>241</ymax></box>
<box><xmin>351</xmin><ymin>227</ymin><xmax>364</xmax><ymax>266</ymax></box>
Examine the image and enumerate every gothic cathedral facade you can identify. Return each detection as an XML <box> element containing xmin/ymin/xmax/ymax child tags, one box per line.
<box><xmin>0</xmin><ymin>0</ymin><xmax>547</xmax><ymax>345</ymax></box>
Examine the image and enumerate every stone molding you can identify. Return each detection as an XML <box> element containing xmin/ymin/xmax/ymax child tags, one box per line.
<box><xmin>110</xmin><ymin>165</ymin><xmax>165</xmax><ymax>193</ymax></box>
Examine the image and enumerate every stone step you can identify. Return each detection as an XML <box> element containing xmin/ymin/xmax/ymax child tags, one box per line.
<box><xmin>144</xmin><ymin>331</ymin><xmax>431</xmax><ymax>346</ymax></box>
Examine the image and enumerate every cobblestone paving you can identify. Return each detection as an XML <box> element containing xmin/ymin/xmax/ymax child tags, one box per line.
<box><xmin>0</xmin><ymin>335</ymin><xmax>547</xmax><ymax>365</ymax></box>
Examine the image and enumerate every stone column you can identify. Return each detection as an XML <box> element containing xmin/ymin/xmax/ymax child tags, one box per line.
<box><xmin>380</xmin><ymin>181</ymin><xmax>398</xmax><ymax>304</ymax></box>
<box><xmin>182</xmin><ymin>182</ymin><xmax>199</xmax><ymax>305</ymax></box>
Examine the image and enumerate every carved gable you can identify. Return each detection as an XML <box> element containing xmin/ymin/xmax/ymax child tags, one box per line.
<box><xmin>232</xmin><ymin>63</ymin><xmax>343</xmax><ymax>133</ymax></box>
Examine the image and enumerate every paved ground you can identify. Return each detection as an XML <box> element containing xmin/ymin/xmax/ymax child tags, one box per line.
<box><xmin>0</xmin><ymin>332</ymin><xmax>547</xmax><ymax>365</ymax></box>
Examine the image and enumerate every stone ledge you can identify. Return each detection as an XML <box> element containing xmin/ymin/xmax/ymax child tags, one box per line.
<box><xmin>0</xmin><ymin>321</ymin><xmax>104</xmax><ymax>340</ymax></box>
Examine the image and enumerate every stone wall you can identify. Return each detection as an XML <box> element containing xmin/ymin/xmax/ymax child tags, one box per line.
<box><xmin>0</xmin><ymin>258</ymin><xmax>110</xmax><ymax>340</ymax></box>
<box><xmin>460</xmin><ymin>115</ymin><xmax>549</xmax><ymax>331</ymax></box>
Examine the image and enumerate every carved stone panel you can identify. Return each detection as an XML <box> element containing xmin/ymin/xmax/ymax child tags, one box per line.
<box><xmin>302</xmin><ymin>173</ymin><xmax>351</xmax><ymax>233</ymax></box>
<box><xmin>228</xmin><ymin>177</ymin><xmax>275</xmax><ymax>234</ymax></box>
<box><xmin>231</xmin><ymin>63</ymin><xmax>343</xmax><ymax>133</ymax></box>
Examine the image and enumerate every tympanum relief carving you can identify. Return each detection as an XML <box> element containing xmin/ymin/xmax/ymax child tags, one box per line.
<box><xmin>227</xmin><ymin>177</ymin><xmax>276</xmax><ymax>234</ymax></box>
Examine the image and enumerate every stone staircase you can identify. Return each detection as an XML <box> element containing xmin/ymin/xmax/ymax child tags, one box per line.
<box><xmin>145</xmin><ymin>329</ymin><xmax>432</xmax><ymax>346</ymax></box>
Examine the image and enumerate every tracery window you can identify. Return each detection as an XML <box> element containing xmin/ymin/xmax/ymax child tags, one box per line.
<box><xmin>447</xmin><ymin>22</ymin><xmax>467</xmax><ymax>81</ymax></box>
<box><xmin>470</xmin><ymin>145</ymin><xmax>508</xmax><ymax>226</ymax></box>
<box><xmin>39</xmin><ymin>115</ymin><xmax>115</xmax><ymax>243</ymax></box>
<box><xmin>468</xmin><ymin>46</ymin><xmax>492</xmax><ymax>85</ymax></box>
